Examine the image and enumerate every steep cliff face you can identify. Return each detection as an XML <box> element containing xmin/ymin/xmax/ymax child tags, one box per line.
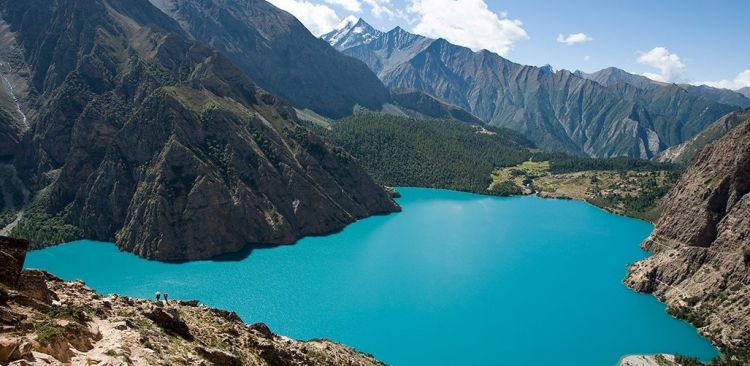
<box><xmin>0</xmin><ymin>17</ymin><xmax>34</xmax><ymax>162</ymax></box>
<box><xmin>0</xmin><ymin>106</ymin><xmax>22</xmax><ymax>160</ymax></box>
<box><xmin>1</xmin><ymin>0</ymin><xmax>398</xmax><ymax>261</ymax></box>
<box><xmin>625</xmin><ymin>116</ymin><xmax>750</xmax><ymax>355</ymax></box>
<box><xmin>149</xmin><ymin>0</ymin><xmax>390</xmax><ymax>119</ymax></box>
<box><xmin>327</xmin><ymin>21</ymin><xmax>741</xmax><ymax>158</ymax></box>
<box><xmin>0</xmin><ymin>236</ymin><xmax>385</xmax><ymax>365</ymax></box>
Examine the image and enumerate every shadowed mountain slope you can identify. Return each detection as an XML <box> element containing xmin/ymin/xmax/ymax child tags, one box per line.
<box><xmin>149</xmin><ymin>0</ymin><xmax>390</xmax><ymax>119</ymax></box>
<box><xmin>0</xmin><ymin>0</ymin><xmax>398</xmax><ymax>261</ymax></box>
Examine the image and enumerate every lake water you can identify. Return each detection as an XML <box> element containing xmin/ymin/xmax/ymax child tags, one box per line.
<box><xmin>25</xmin><ymin>187</ymin><xmax>717</xmax><ymax>365</ymax></box>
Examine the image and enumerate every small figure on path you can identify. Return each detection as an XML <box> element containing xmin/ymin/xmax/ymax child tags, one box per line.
<box><xmin>164</xmin><ymin>293</ymin><xmax>169</xmax><ymax>303</ymax></box>
<box><xmin>155</xmin><ymin>291</ymin><xmax>161</xmax><ymax>302</ymax></box>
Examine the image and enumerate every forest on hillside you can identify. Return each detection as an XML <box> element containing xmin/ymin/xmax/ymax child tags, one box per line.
<box><xmin>315</xmin><ymin>112</ymin><xmax>679</xmax><ymax>218</ymax></box>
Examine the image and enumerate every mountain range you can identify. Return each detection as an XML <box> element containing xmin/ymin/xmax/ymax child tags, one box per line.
<box><xmin>323</xmin><ymin>19</ymin><xmax>750</xmax><ymax>159</ymax></box>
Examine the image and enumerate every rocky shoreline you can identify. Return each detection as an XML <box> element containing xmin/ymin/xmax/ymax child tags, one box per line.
<box><xmin>624</xmin><ymin>117</ymin><xmax>750</xmax><ymax>363</ymax></box>
<box><xmin>0</xmin><ymin>236</ymin><xmax>385</xmax><ymax>365</ymax></box>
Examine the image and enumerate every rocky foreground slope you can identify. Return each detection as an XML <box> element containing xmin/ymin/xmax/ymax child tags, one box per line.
<box><xmin>0</xmin><ymin>236</ymin><xmax>384</xmax><ymax>365</ymax></box>
<box><xmin>625</xmin><ymin>114</ymin><xmax>750</xmax><ymax>360</ymax></box>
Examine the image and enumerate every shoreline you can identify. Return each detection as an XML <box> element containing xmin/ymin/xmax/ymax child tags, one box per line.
<box><xmin>19</xmin><ymin>188</ymin><xmax>717</xmax><ymax>365</ymax></box>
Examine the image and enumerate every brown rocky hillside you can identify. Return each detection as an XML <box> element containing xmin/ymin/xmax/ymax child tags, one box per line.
<box><xmin>625</xmin><ymin>115</ymin><xmax>750</xmax><ymax>361</ymax></box>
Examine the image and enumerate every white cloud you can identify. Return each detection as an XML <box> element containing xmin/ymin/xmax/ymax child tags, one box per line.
<box><xmin>325</xmin><ymin>0</ymin><xmax>362</xmax><ymax>13</ymax></box>
<box><xmin>364</xmin><ymin>0</ymin><xmax>395</xmax><ymax>18</ymax></box>
<box><xmin>696</xmin><ymin>70</ymin><xmax>750</xmax><ymax>90</ymax></box>
<box><xmin>636</xmin><ymin>47</ymin><xmax>686</xmax><ymax>83</ymax></box>
<box><xmin>267</xmin><ymin>0</ymin><xmax>341</xmax><ymax>36</ymax></box>
<box><xmin>407</xmin><ymin>0</ymin><xmax>528</xmax><ymax>56</ymax></box>
<box><xmin>556</xmin><ymin>33</ymin><xmax>592</xmax><ymax>45</ymax></box>
<box><xmin>583</xmin><ymin>55</ymin><xmax>590</xmax><ymax>61</ymax></box>
<box><xmin>333</xmin><ymin>15</ymin><xmax>360</xmax><ymax>31</ymax></box>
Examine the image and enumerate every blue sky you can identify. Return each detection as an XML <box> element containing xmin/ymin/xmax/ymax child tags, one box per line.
<box><xmin>268</xmin><ymin>0</ymin><xmax>750</xmax><ymax>89</ymax></box>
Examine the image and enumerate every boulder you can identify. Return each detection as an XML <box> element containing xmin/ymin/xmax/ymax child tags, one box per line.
<box><xmin>144</xmin><ymin>307</ymin><xmax>193</xmax><ymax>341</ymax></box>
<box><xmin>33</xmin><ymin>333</ymin><xmax>72</xmax><ymax>363</ymax></box>
<box><xmin>195</xmin><ymin>346</ymin><xmax>242</xmax><ymax>366</ymax></box>
<box><xmin>17</xmin><ymin>270</ymin><xmax>57</xmax><ymax>304</ymax></box>
<box><xmin>207</xmin><ymin>308</ymin><xmax>242</xmax><ymax>322</ymax></box>
<box><xmin>249</xmin><ymin>323</ymin><xmax>274</xmax><ymax>339</ymax></box>
<box><xmin>0</xmin><ymin>337</ymin><xmax>32</xmax><ymax>363</ymax></box>
<box><xmin>63</xmin><ymin>321</ymin><xmax>101</xmax><ymax>352</ymax></box>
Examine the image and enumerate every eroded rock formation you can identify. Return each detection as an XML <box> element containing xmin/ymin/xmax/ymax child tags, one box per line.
<box><xmin>625</xmin><ymin>116</ymin><xmax>750</xmax><ymax>359</ymax></box>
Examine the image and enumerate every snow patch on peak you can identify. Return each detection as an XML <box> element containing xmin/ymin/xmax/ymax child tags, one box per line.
<box><xmin>321</xmin><ymin>17</ymin><xmax>384</xmax><ymax>51</ymax></box>
<box><xmin>334</xmin><ymin>16</ymin><xmax>359</xmax><ymax>32</ymax></box>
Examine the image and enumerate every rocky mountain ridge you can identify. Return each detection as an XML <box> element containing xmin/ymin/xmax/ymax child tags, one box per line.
<box><xmin>625</xmin><ymin>113</ymin><xmax>750</xmax><ymax>361</ymax></box>
<box><xmin>576</xmin><ymin>67</ymin><xmax>750</xmax><ymax>109</ymax></box>
<box><xmin>325</xmin><ymin>20</ymin><xmax>744</xmax><ymax>159</ymax></box>
<box><xmin>738</xmin><ymin>87</ymin><xmax>750</xmax><ymax>99</ymax></box>
<box><xmin>0</xmin><ymin>0</ymin><xmax>399</xmax><ymax>261</ymax></box>
<box><xmin>148</xmin><ymin>0</ymin><xmax>390</xmax><ymax>119</ymax></box>
<box><xmin>657</xmin><ymin>108</ymin><xmax>750</xmax><ymax>165</ymax></box>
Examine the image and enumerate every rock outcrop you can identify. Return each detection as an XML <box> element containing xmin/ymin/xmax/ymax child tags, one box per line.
<box><xmin>618</xmin><ymin>354</ymin><xmax>681</xmax><ymax>366</ymax></box>
<box><xmin>0</xmin><ymin>0</ymin><xmax>399</xmax><ymax>261</ymax></box>
<box><xmin>625</xmin><ymin>115</ymin><xmax>750</xmax><ymax>360</ymax></box>
<box><xmin>0</xmin><ymin>236</ymin><xmax>386</xmax><ymax>365</ymax></box>
<box><xmin>0</xmin><ymin>236</ymin><xmax>26</xmax><ymax>286</ymax></box>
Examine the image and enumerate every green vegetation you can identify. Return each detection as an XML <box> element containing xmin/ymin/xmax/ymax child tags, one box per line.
<box><xmin>585</xmin><ymin>171</ymin><xmax>677</xmax><ymax>221</ymax></box>
<box><xmin>10</xmin><ymin>188</ymin><xmax>81</xmax><ymax>247</ymax></box>
<box><xmin>0</xmin><ymin>208</ymin><xmax>17</xmax><ymax>228</ymax></box>
<box><xmin>48</xmin><ymin>305</ymin><xmax>88</xmax><ymax>322</ymax></box>
<box><xmin>675</xmin><ymin>354</ymin><xmax>749</xmax><ymax>366</ymax></box>
<box><xmin>317</xmin><ymin>112</ymin><xmax>679</xmax><ymax>219</ymax></box>
<box><xmin>667</xmin><ymin>305</ymin><xmax>707</xmax><ymax>328</ymax></box>
<box><xmin>33</xmin><ymin>322</ymin><xmax>63</xmax><ymax>343</ymax></box>
<box><xmin>489</xmin><ymin>160</ymin><xmax>550</xmax><ymax>193</ymax></box>
<box><xmin>319</xmin><ymin>111</ymin><xmax>533</xmax><ymax>193</ymax></box>
<box><xmin>493</xmin><ymin>160</ymin><xmax>677</xmax><ymax>221</ymax></box>
<box><xmin>295</xmin><ymin>108</ymin><xmax>334</xmax><ymax>129</ymax></box>
<box><xmin>546</xmin><ymin>155</ymin><xmax>679</xmax><ymax>174</ymax></box>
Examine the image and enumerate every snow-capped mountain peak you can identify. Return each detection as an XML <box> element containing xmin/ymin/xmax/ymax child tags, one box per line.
<box><xmin>321</xmin><ymin>18</ymin><xmax>384</xmax><ymax>51</ymax></box>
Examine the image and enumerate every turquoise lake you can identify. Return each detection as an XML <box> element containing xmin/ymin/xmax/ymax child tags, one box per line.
<box><xmin>25</xmin><ymin>187</ymin><xmax>717</xmax><ymax>365</ymax></box>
